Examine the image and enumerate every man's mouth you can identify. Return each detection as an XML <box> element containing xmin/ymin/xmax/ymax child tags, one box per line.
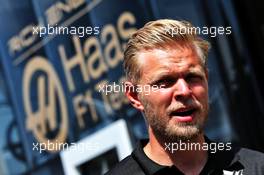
<box><xmin>171</xmin><ymin>108</ymin><xmax>196</xmax><ymax>117</ymax></box>
<box><xmin>170</xmin><ymin>108</ymin><xmax>197</xmax><ymax>122</ymax></box>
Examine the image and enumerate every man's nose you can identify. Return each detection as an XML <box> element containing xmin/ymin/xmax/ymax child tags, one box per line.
<box><xmin>173</xmin><ymin>79</ymin><xmax>191</xmax><ymax>99</ymax></box>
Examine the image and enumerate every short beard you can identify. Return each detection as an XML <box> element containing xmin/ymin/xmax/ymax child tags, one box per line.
<box><xmin>142</xmin><ymin>97</ymin><xmax>208</xmax><ymax>143</ymax></box>
<box><xmin>162</xmin><ymin>122</ymin><xmax>202</xmax><ymax>142</ymax></box>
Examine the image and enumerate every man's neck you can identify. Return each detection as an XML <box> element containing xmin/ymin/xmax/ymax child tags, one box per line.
<box><xmin>143</xmin><ymin>127</ymin><xmax>208</xmax><ymax>175</ymax></box>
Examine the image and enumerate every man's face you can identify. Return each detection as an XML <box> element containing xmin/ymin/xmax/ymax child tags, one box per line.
<box><xmin>137</xmin><ymin>45</ymin><xmax>209</xmax><ymax>142</ymax></box>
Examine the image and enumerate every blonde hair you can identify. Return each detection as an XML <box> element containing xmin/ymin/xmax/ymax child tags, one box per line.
<box><xmin>123</xmin><ymin>19</ymin><xmax>210</xmax><ymax>84</ymax></box>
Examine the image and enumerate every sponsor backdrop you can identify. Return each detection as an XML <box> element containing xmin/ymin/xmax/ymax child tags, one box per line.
<box><xmin>1</xmin><ymin>0</ymin><xmax>262</xmax><ymax>174</ymax></box>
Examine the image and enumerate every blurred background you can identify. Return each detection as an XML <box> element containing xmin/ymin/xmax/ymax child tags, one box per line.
<box><xmin>0</xmin><ymin>0</ymin><xmax>264</xmax><ymax>174</ymax></box>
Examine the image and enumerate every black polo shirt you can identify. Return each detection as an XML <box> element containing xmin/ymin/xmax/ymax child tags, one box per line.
<box><xmin>105</xmin><ymin>138</ymin><xmax>264</xmax><ymax>175</ymax></box>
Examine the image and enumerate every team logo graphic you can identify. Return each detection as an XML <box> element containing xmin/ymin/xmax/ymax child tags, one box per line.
<box><xmin>23</xmin><ymin>57</ymin><xmax>68</xmax><ymax>152</ymax></box>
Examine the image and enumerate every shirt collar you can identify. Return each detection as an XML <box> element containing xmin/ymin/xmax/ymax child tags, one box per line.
<box><xmin>132</xmin><ymin>139</ymin><xmax>166</xmax><ymax>175</ymax></box>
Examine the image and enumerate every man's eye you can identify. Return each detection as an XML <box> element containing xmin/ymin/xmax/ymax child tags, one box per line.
<box><xmin>186</xmin><ymin>75</ymin><xmax>202</xmax><ymax>83</ymax></box>
<box><xmin>154</xmin><ymin>78</ymin><xmax>175</xmax><ymax>88</ymax></box>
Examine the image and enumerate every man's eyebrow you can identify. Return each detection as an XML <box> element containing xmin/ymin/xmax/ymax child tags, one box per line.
<box><xmin>146</xmin><ymin>71</ymin><xmax>171</xmax><ymax>84</ymax></box>
<box><xmin>147</xmin><ymin>68</ymin><xmax>205</xmax><ymax>84</ymax></box>
<box><xmin>187</xmin><ymin>68</ymin><xmax>205</xmax><ymax>76</ymax></box>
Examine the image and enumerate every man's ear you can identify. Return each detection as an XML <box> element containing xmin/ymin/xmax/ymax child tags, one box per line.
<box><xmin>124</xmin><ymin>81</ymin><xmax>144</xmax><ymax>111</ymax></box>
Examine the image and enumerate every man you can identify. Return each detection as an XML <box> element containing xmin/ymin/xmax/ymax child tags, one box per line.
<box><xmin>105</xmin><ymin>19</ymin><xmax>264</xmax><ymax>175</ymax></box>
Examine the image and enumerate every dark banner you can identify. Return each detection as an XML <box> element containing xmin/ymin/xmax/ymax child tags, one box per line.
<box><xmin>0</xmin><ymin>0</ymin><xmax>148</xmax><ymax>168</ymax></box>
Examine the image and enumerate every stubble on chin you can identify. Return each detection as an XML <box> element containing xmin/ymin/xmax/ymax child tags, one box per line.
<box><xmin>143</xmin><ymin>100</ymin><xmax>208</xmax><ymax>143</ymax></box>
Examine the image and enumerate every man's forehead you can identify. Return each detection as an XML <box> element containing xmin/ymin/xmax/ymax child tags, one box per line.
<box><xmin>137</xmin><ymin>47</ymin><xmax>202</xmax><ymax>71</ymax></box>
<box><xmin>137</xmin><ymin>52</ymin><xmax>205</xmax><ymax>84</ymax></box>
<box><xmin>137</xmin><ymin>46</ymin><xmax>200</xmax><ymax>65</ymax></box>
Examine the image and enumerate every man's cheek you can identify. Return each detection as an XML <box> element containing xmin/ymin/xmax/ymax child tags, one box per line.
<box><xmin>195</xmin><ymin>88</ymin><xmax>208</xmax><ymax>102</ymax></box>
<box><xmin>156</xmin><ymin>90</ymin><xmax>174</xmax><ymax>104</ymax></box>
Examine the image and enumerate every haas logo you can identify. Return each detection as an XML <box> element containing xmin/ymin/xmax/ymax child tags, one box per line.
<box><xmin>223</xmin><ymin>170</ymin><xmax>244</xmax><ymax>175</ymax></box>
<box><xmin>23</xmin><ymin>57</ymin><xmax>68</xmax><ymax>152</ymax></box>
